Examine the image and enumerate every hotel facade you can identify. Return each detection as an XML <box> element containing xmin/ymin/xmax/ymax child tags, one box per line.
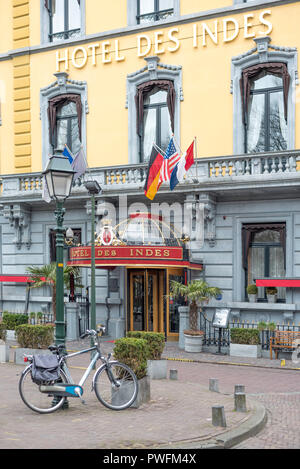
<box><xmin>1</xmin><ymin>0</ymin><xmax>300</xmax><ymax>341</ymax></box>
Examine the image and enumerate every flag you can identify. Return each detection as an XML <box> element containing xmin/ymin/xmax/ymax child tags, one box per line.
<box><xmin>144</xmin><ymin>146</ymin><xmax>164</xmax><ymax>200</ymax></box>
<box><xmin>158</xmin><ymin>137</ymin><xmax>180</xmax><ymax>187</ymax></box>
<box><xmin>72</xmin><ymin>146</ymin><xmax>87</xmax><ymax>180</ymax></box>
<box><xmin>170</xmin><ymin>141</ymin><xmax>194</xmax><ymax>191</ymax></box>
<box><xmin>62</xmin><ymin>144</ymin><xmax>74</xmax><ymax>164</ymax></box>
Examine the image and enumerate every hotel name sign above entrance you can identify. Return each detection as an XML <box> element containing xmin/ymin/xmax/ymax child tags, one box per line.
<box><xmin>56</xmin><ymin>10</ymin><xmax>273</xmax><ymax>71</ymax></box>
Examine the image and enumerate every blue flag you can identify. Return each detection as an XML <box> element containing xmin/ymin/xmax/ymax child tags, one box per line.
<box><xmin>62</xmin><ymin>145</ymin><xmax>74</xmax><ymax>164</ymax></box>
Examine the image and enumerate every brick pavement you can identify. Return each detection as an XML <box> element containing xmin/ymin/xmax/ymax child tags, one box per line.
<box><xmin>1</xmin><ymin>338</ymin><xmax>300</xmax><ymax>449</ymax></box>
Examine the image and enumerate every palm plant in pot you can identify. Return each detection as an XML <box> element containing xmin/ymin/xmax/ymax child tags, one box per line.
<box><xmin>169</xmin><ymin>279</ymin><xmax>221</xmax><ymax>352</ymax></box>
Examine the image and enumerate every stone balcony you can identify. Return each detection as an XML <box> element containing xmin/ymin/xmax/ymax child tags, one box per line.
<box><xmin>1</xmin><ymin>149</ymin><xmax>300</xmax><ymax>204</ymax></box>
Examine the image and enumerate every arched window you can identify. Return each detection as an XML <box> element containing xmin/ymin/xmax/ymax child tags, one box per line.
<box><xmin>135</xmin><ymin>80</ymin><xmax>175</xmax><ymax>161</ymax></box>
<box><xmin>241</xmin><ymin>63</ymin><xmax>290</xmax><ymax>153</ymax></box>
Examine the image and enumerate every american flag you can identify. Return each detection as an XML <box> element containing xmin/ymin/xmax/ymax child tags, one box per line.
<box><xmin>158</xmin><ymin>138</ymin><xmax>180</xmax><ymax>185</ymax></box>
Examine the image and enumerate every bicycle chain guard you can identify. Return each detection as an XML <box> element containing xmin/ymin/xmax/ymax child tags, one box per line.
<box><xmin>39</xmin><ymin>383</ymin><xmax>84</xmax><ymax>399</ymax></box>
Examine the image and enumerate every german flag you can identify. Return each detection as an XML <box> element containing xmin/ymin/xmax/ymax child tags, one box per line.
<box><xmin>144</xmin><ymin>146</ymin><xmax>164</xmax><ymax>200</ymax></box>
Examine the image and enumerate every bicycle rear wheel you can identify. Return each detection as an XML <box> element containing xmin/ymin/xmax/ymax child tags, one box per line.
<box><xmin>19</xmin><ymin>364</ymin><xmax>68</xmax><ymax>414</ymax></box>
<box><xmin>94</xmin><ymin>361</ymin><xmax>138</xmax><ymax>411</ymax></box>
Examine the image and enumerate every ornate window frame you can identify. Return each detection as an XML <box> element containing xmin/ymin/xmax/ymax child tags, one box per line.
<box><xmin>127</xmin><ymin>0</ymin><xmax>180</xmax><ymax>26</ymax></box>
<box><xmin>40</xmin><ymin>72</ymin><xmax>88</xmax><ymax>169</ymax></box>
<box><xmin>231</xmin><ymin>36</ymin><xmax>298</xmax><ymax>154</ymax></box>
<box><xmin>40</xmin><ymin>0</ymin><xmax>86</xmax><ymax>45</ymax></box>
<box><xmin>126</xmin><ymin>56</ymin><xmax>183</xmax><ymax>164</ymax></box>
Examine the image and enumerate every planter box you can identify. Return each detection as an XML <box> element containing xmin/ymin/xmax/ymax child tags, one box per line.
<box><xmin>0</xmin><ymin>341</ymin><xmax>9</xmax><ymax>363</ymax></box>
<box><xmin>267</xmin><ymin>295</ymin><xmax>277</xmax><ymax>303</ymax></box>
<box><xmin>111</xmin><ymin>375</ymin><xmax>151</xmax><ymax>409</ymax></box>
<box><xmin>147</xmin><ymin>359</ymin><xmax>167</xmax><ymax>379</ymax></box>
<box><xmin>230</xmin><ymin>343</ymin><xmax>262</xmax><ymax>358</ymax></box>
<box><xmin>248</xmin><ymin>294</ymin><xmax>257</xmax><ymax>303</ymax></box>
<box><xmin>14</xmin><ymin>347</ymin><xmax>51</xmax><ymax>365</ymax></box>
<box><xmin>184</xmin><ymin>333</ymin><xmax>203</xmax><ymax>353</ymax></box>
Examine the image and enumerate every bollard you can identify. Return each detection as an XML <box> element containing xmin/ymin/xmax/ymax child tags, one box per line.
<box><xmin>234</xmin><ymin>384</ymin><xmax>245</xmax><ymax>394</ymax></box>
<box><xmin>234</xmin><ymin>392</ymin><xmax>247</xmax><ymax>412</ymax></box>
<box><xmin>209</xmin><ymin>378</ymin><xmax>219</xmax><ymax>392</ymax></box>
<box><xmin>212</xmin><ymin>405</ymin><xmax>226</xmax><ymax>427</ymax></box>
<box><xmin>169</xmin><ymin>369</ymin><xmax>178</xmax><ymax>380</ymax></box>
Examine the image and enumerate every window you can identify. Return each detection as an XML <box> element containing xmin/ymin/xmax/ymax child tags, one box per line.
<box><xmin>48</xmin><ymin>0</ymin><xmax>81</xmax><ymax>41</ymax></box>
<box><xmin>137</xmin><ymin>0</ymin><xmax>174</xmax><ymax>24</ymax></box>
<box><xmin>56</xmin><ymin>101</ymin><xmax>81</xmax><ymax>155</ymax></box>
<box><xmin>47</xmin><ymin>93</ymin><xmax>82</xmax><ymax>155</ymax></box>
<box><xmin>140</xmin><ymin>87</ymin><xmax>172</xmax><ymax>161</ymax></box>
<box><xmin>241</xmin><ymin>65</ymin><xmax>289</xmax><ymax>153</ymax></box>
<box><xmin>231</xmin><ymin>37</ymin><xmax>298</xmax><ymax>154</ymax></box>
<box><xmin>242</xmin><ymin>223</ymin><xmax>286</xmax><ymax>301</ymax></box>
<box><xmin>50</xmin><ymin>228</ymin><xmax>81</xmax><ymax>262</ymax></box>
<box><xmin>42</xmin><ymin>0</ymin><xmax>85</xmax><ymax>44</ymax></box>
<box><xmin>127</xmin><ymin>56</ymin><xmax>183</xmax><ymax>164</ymax></box>
<box><xmin>127</xmin><ymin>0</ymin><xmax>179</xmax><ymax>26</ymax></box>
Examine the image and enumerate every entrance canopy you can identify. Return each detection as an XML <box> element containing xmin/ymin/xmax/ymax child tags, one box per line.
<box><xmin>68</xmin><ymin>245</ymin><xmax>203</xmax><ymax>270</ymax></box>
<box><xmin>68</xmin><ymin>212</ymin><xmax>203</xmax><ymax>270</ymax></box>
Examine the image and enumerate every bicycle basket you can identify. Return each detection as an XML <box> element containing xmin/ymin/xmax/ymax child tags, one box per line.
<box><xmin>31</xmin><ymin>354</ymin><xmax>60</xmax><ymax>385</ymax></box>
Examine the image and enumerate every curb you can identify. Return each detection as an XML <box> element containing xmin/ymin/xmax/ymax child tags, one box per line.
<box><xmin>165</xmin><ymin>356</ymin><xmax>300</xmax><ymax>372</ymax></box>
<box><xmin>157</xmin><ymin>398</ymin><xmax>267</xmax><ymax>449</ymax></box>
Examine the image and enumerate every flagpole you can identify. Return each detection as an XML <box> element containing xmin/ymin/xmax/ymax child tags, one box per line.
<box><xmin>194</xmin><ymin>136</ymin><xmax>198</xmax><ymax>180</ymax></box>
<box><xmin>153</xmin><ymin>142</ymin><xmax>167</xmax><ymax>157</ymax></box>
<box><xmin>172</xmin><ymin>134</ymin><xmax>183</xmax><ymax>157</ymax></box>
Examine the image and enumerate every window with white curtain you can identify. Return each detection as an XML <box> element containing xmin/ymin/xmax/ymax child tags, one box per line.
<box><xmin>246</xmin><ymin>74</ymin><xmax>288</xmax><ymax>153</ymax></box>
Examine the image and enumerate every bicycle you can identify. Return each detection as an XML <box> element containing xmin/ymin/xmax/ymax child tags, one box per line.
<box><xmin>18</xmin><ymin>328</ymin><xmax>138</xmax><ymax>414</ymax></box>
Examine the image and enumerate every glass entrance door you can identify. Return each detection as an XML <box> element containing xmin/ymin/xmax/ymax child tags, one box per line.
<box><xmin>129</xmin><ymin>270</ymin><xmax>161</xmax><ymax>332</ymax></box>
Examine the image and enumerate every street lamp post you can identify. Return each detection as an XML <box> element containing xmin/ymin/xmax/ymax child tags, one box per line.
<box><xmin>84</xmin><ymin>180</ymin><xmax>101</xmax><ymax>335</ymax></box>
<box><xmin>43</xmin><ymin>151</ymin><xmax>75</xmax><ymax>347</ymax></box>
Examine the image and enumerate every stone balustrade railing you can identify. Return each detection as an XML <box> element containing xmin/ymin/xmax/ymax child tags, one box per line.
<box><xmin>1</xmin><ymin>149</ymin><xmax>300</xmax><ymax>199</ymax></box>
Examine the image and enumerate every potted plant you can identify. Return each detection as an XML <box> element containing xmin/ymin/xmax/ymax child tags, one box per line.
<box><xmin>113</xmin><ymin>337</ymin><xmax>150</xmax><ymax>408</ymax></box>
<box><xmin>26</xmin><ymin>263</ymin><xmax>82</xmax><ymax>322</ymax></box>
<box><xmin>247</xmin><ymin>284</ymin><xmax>258</xmax><ymax>303</ymax></box>
<box><xmin>266</xmin><ymin>287</ymin><xmax>277</xmax><ymax>303</ymax></box>
<box><xmin>14</xmin><ymin>324</ymin><xmax>54</xmax><ymax>364</ymax></box>
<box><xmin>0</xmin><ymin>322</ymin><xmax>9</xmax><ymax>363</ymax></box>
<box><xmin>127</xmin><ymin>331</ymin><xmax>166</xmax><ymax>379</ymax></box>
<box><xmin>169</xmin><ymin>280</ymin><xmax>221</xmax><ymax>353</ymax></box>
<box><xmin>230</xmin><ymin>328</ymin><xmax>261</xmax><ymax>358</ymax></box>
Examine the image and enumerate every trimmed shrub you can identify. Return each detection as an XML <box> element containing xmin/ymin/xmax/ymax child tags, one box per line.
<box><xmin>127</xmin><ymin>331</ymin><xmax>165</xmax><ymax>360</ymax></box>
<box><xmin>246</xmin><ymin>284</ymin><xmax>258</xmax><ymax>295</ymax></box>
<box><xmin>2</xmin><ymin>312</ymin><xmax>28</xmax><ymax>330</ymax></box>
<box><xmin>113</xmin><ymin>337</ymin><xmax>149</xmax><ymax>380</ymax></box>
<box><xmin>15</xmin><ymin>324</ymin><xmax>54</xmax><ymax>349</ymax></box>
<box><xmin>230</xmin><ymin>328</ymin><xmax>260</xmax><ymax>345</ymax></box>
<box><xmin>0</xmin><ymin>323</ymin><xmax>6</xmax><ymax>341</ymax></box>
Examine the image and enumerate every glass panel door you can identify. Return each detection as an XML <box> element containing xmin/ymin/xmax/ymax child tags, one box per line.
<box><xmin>129</xmin><ymin>270</ymin><xmax>161</xmax><ymax>333</ymax></box>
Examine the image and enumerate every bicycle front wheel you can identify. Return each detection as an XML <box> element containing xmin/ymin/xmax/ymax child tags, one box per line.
<box><xmin>19</xmin><ymin>364</ymin><xmax>68</xmax><ymax>414</ymax></box>
<box><xmin>94</xmin><ymin>361</ymin><xmax>138</xmax><ymax>411</ymax></box>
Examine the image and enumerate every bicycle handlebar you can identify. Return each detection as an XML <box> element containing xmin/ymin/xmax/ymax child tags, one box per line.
<box><xmin>79</xmin><ymin>327</ymin><xmax>106</xmax><ymax>340</ymax></box>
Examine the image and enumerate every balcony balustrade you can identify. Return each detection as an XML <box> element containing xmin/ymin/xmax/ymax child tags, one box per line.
<box><xmin>1</xmin><ymin>149</ymin><xmax>300</xmax><ymax>201</ymax></box>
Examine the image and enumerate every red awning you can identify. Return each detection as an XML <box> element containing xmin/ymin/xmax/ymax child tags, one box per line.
<box><xmin>68</xmin><ymin>245</ymin><xmax>203</xmax><ymax>270</ymax></box>
<box><xmin>0</xmin><ymin>275</ymin><xmax>45</xmax><ymax>283</ymax></box>
<box><xmin>256</xmin><ymin>278</ymin><xmax>300</xmax><ymax>287</ymax></box>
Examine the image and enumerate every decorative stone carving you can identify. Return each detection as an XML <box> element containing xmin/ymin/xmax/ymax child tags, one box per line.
<box><xmin>3</xmin><ymin>203</ymin><xmax>31</xmax><ymax>249</ymax></box>
<box><xmin>199</xmin><ymin>193</ymin><xmax>217</xmax><ymax>247</ymax></box>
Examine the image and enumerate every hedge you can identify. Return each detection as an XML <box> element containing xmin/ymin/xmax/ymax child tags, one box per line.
<box><xmin>2</xmin><ymin>312</ymin><xmax>28</xmax><ymax>330</ymax></box>
<box><xmin>230</xmin><ymin>328</ymin><xmax>260</xmax><ymax>345</ymax></box>
<box><xmin>113</xmin><ymin>337</ymin><xmax>149</xmax><ymax>380</ymax></box>
<box><xmin>0</xmin><ymin>323</ymin><xmax>6</xmax><ymax>341</ymax></box>
<box><xmin>15</xmin><ymin>324</ymin><xmax>54</xmax><ymax>349</ymax></box>
<box><xmin>126</xmin><ymin>331</ymin><xmax>165</xmax><ymax>360</ymax></box>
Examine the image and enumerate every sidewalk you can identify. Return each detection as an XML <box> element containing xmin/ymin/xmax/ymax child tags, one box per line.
<box><xmin>0</xmin><ymin>337</ymin><xmax>276</xmax><ymax>450</ymax></box>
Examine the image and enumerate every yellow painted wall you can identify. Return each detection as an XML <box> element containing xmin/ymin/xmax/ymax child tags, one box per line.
<box><xmin>0</xmin><ymin>0</ymin><xmax>13</xmax><ymax>53</ymax></box>
<box><xmin>1</xmin><ymin>2</ymin><xmax>300</xmax><ymax>174</ymax></box>
<box><xmin>181</xmin><ymin>0</ymin><xmax>232</xmax><ymax>15</ymax></box>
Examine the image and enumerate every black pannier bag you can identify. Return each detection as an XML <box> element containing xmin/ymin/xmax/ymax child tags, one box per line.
<box><xmin>31</xmin><ymin>354</ymin><xmax>60</xmax><ymax>385</ymax></box>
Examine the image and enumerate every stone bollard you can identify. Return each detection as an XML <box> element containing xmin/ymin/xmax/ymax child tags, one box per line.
<box><xmin>234</xmin><ymin>384</ymin><xmax>245</xmax><ymax>394</ymax></box>
<box><xmin>234</xmin><ymin>392</ymin><xmax>247</xmax><ymax>412</ymax></box>
<box><xmin>169</xmin><ymin>369</ymin><xmax>178</xmax><ymax>380</ymax></box>
<box><xmin>209</xmin><ymin>378</ymin><xmax>219</xmax><ymax>392</ymax></box>
<box><xmin>212</xmin><ymin>405</ymin><xmax>226</xmax><ymax>427</ymax></box>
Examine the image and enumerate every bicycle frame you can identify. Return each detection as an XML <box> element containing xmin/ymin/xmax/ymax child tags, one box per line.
<box><xmin>60</xmin><ymin>344</ymin><xmax>106</xmax><ymax>388</ymax></box>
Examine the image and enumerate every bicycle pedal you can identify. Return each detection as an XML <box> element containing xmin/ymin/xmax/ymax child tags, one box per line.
<box><xmin>74</xmin><ymin>386</ymin><xmax>86</xmax><ymax>404</ymax></box>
